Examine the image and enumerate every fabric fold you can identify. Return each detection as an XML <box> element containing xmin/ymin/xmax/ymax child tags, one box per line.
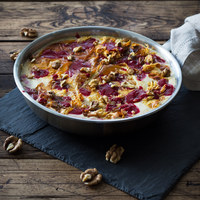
<box><xmin>163</xmin><ymin>14</ymin><xmax>200</xmax><ymax>91</ymax></box>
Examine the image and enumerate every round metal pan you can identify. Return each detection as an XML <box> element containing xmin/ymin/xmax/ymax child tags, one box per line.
<box><xmin>13</xmin><ymin>26</ymin><xmax>182</xmax><ymax>135</ymax></box>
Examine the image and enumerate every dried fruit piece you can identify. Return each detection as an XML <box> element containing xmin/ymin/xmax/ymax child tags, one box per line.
<box><xmin>10</xmin><ymin>50</ymin><xmax>20</xmax><ymax>61</ymax></box>
<box><xmin>21</xmin><ymin>28</ymin><xmax>38</xmax><ymax>38</ymax></box>
<box><xmin>105</xmin><ymin>144</ymin><xmax>124</xmax><ymax>164</ymax></box>
<box><xmin>80</xmin><ymin>168</ymin><xmax>102</xmax><ymax>186</ymax></box>
<box><xmin>3</xmin><ymin>136</ymin><xmax>23</xmax><ymax>153</ymax></box>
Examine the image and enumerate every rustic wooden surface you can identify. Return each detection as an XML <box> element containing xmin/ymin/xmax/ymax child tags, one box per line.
<box><xmin>0</xmin><ymin>1</ymin><xmax>200</xmax><ymax>200</ymax></box>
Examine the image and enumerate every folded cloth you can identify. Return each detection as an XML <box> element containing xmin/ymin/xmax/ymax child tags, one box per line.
<box><xmin>163</xmin><ymin>14</ymin><xmax>200</xmax><ymax>91</ymax></box>
<box><xmin>1</xmin><ymin>87</ymin><xmax>200</xmax><ymax>200</ymax></box>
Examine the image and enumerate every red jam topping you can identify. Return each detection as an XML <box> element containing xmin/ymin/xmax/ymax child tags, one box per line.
<box><xmin>163</xmin><ymin>84</ymin><xmax>174</xmax><ymax>96</ymax></box>
<box><xmin>33</xmin><ymin>69</ymin><xmax>49</xmax><ymax>78</ymax></box>
<box><xmin>158</xmin><ymin>78</ymin><xmax>168</xmax><ymax>87</ymax></box>
<box><xmin>103</xmin><ymin>41</ymin><xmax>123</xmax><ymax>52</ymax></box>
<box><xmin>117</xmin><ymin>56</ymin><xmax>143</xmax><ymax>71</ymax></box>
<box><xmin>58</xmin><ymin>96</ymin><xmax>71</xmax><ymax>108</ymax></box>
<box><xmin>120</xmin><ymin>103</ymin><xmax>140</xmax><ymax>115</ymax></box>
<box><xmin>53</xmin><ymin>74</ymin><xmax>58</xmax><ymax>81</ymax></box>
<box><xmin>69</xmin><ymin>108</ymin><xmax>83</xmax><ymax>115</ymax></box>
<box><xmin>41</xmin><ymin>49</ymin><xmax>68</xmax><ymax>59</ymax></box>
<box><xmin>79</xmin><ymin>88</ymin><xmax>91</xmax><ymax>96</ymax></box>
<box><xmin>68</xmin><ymin>60</ymin><xmax>91</xmax><ymax>77</ymax></box>
<box><xmin>66</xmin><ymin>38</ymin><xmax>96</xmax><ymax>51</ymax></box>
<box><xmin>153</xmin><ymin>55</ymin><xmax>165</xmax><ymax>63</ymax></box>
<box><xmin>158</xmin><ymin>79</ymin><xmax>175</xmax><ymax>96</ymax></box>
<box><xmin>126</xmin><ymin>86</ymin><xmax>147</xmax><ymax>103</ymax></box>
<box><xmin>136</xmin><ymin>71</ymin><xmax>146</xmax><ymax>81</ymax></box>
<box><xmin>38</xmin><ymin>97</ymin><xmax>47</xmax><ymax>105</ymax></box>
<box><xmin>52</xmin><ymin>74</ymin><xmax>68</xmax><ymax>90</ymax></box>
<box><xmin>25</xmin><ymin>87</ymin><xmax>38</xmax><ymax>100</ymax></box>
<box><xmin>98</xmin><ymin>83</ymin><xmax>118</xmax><ymax>97</ymax></box>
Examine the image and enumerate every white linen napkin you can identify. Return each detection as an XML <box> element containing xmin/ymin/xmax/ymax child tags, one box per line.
<box><xmin>163</xmin><ymin>14</ymin><xmax>200</xmax><ymax>91</ymax></box>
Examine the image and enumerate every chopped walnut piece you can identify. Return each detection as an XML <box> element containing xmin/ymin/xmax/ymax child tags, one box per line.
<box><xmin>50</xmin><ymin>60</ymin><xmax>61</xmax><ymax>69</ymax></box>
<box><xmin>147</xmin><ymin>81</ymin><xmax>160</xmax><ymax>91</ymax></box>
<box><xmin>30</xmin><ymin>58</ymin><xmax>36</xmax><ymax>63</ymax></box>
<box><xmin>67</xmin><ymin>55</ymin><xmax>74</xmax><ymax>61</ymax></box>
<box><xmin>121</xmin><ymin>81</ymin><xmax>135</xmax><ymax>88</ymax></box>
<box><xmin>80</xmin><ymin>168</ymin><xmax>102</xmax><ymax>186</ymax></box>
<box><xmin>109</xmin><ymin>81</ymin><xmax>121</xmax><ymax>88</ymax></box>
<box><xmin>60</xmin><ymin>80</ymin><xmax>67</xmax><ymax>88</ymax></box>
<box><xmin>102</xmin><ymin>70</ymin><xmax>118</xmax><ymax>82</ymax></box>
<box><xmin>88</xmin><ymin>79</ymin><xmax>98</xmax><ymax>91</ymax></box>
<box><xmin>102</xmin><ymin>54</ymin><xmax>114</xmax><ymax>64</ymax></box>
<box><xmin>115</xmin><ymin>39</ymin><xmax>122</xmax><ymax>47</ymax></box>
<box><xmin>89</xmin><ymin>101</ymin><xmax>99</xmax><ymax>111</ymax></box>
<box><xmin>61</xmin><ymin>74</ymin><xmax>69</xmax><ymax>79</ymax></box>
<box><xmin>144</xmin><ymin>55</ymin><xmax>153</xmax><ymax>63</ymax></box>
<box><xmin>48</xmin><ymin>91</ymin><xmax>56</xmax><ymax>98</ymax></box>
<box><xmin>75</xmin><ymin>73</ymin><xmax>88</xmax><ymax>88</ymax></box>
<box><xmin>142</xmin><ymin>63</ymin><xmax>160</xmax><ymax>72</ymax></box>
<box><xmin>87</xmin><ymin>109</ymin><xmax>107</xmax><ymax>118</ymax></box>
<box><xmin>100</xmin><ymin>95</ymin><xmax>108</xmax><ymax>104</ymax></box>
<box><xmin>161</xmin><ymin>68</ymin><xmax>170</xmax><ymax>77</ymax></box>
<box><xmin>93</xmin><ymin>40</ymin><xmax>99</xmax><ymax>46</ymax></box>
<box><xmin>105</xmin><ymin>144</ymin><xmax>124</xmax><ymax>164</ymax></box>
<box><xmin>3</xmin><ymin>136</ymin><xmax>23</xmax><ymax>154</ymax></box>
<box><xmin>80</xmin><ymin>67</ymin><xmax>91</xmax><ymax>73</ymax></box>
<box><xmin>73</xmin><ymin>46</ymin><xmax>83</xmax><ymax>53</ymax></box>
<box><xmin>127</xmin><ymin>68</ymin><xmax>135</xmax><ymax>75</ymax></box>
<box><xmin>20</xmin><ymin>28</ymin><xmax>38</xmax><ymax>38</ymax></box>
<box><xmin>128</xmin><ymin>52</ymin><xmax>135</xmax><ymax>60</ymax></box>
<box><xmin>115</xmin><ymin>38</ymin><xmax>131</xmax><ymax>48</ymax></box>
<box><xmin>10</xmin><ymin>50</ymin><xmax>20</xmax><ymax>61</ymax></box>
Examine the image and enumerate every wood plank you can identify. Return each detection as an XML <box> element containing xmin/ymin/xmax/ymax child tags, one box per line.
<box><xmin>0</xmin><ymin>170</ymin><xmax>200</xmax><ymax>185</ymax></box>
<box><xmin>0</xmin><ymin>196</ymin><xmax>199</xmax><ymax>200</ymax></box>
<box><xmin>0</xmin><ymin>1</ymin><xmax>199</xmax><ymax>41</ymax></box>
<box><xmin>0</xmin><ymin>131</ymin><xmax>52</xmax><ymax>159</ymax></box>
<box><xmin>0</xmin><ymin>159</ymin><xmax>199</xmax><ymax>198</ymax></box>
<box><xmin>0</xmin><ymin>42</ymin><xmax>29</xmax><ymax>74</ymax></box>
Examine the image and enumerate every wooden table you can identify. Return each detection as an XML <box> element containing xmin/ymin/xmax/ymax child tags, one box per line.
<box><xmin>0</xmin><ymin>1</ymin><xmax>200</xmax><ymax>199</ymax></box>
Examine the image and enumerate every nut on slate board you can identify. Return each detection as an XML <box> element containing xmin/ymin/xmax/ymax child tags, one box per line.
<box><xmin>80</xmin><ymin>168</ymin><xmax>102</xmax><ymax>186</ymax></box>
<box><xmin>20</xmin><ymin>28</ymin><xmax>38</xmax><ymax>38</ymax></box>
<box><xmin>105</xmin><ymin>144</ymin><xmax>124</xmax><ymax>164</ymax></box>
<box><xmin>10</xmin><ymin>49</ymin><xmax>21</xmax><ymax>61</ymax></box>
<box><xmin>3</xmin><ymin>136</ymin><xmax>23</xmax><ymax>153</ymax></box>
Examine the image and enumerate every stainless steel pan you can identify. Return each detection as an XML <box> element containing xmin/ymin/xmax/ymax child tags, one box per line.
<box><xmin>13</xmin><ymin>26</ymin><xmax>182</xmax><ymax>135</ymax></box>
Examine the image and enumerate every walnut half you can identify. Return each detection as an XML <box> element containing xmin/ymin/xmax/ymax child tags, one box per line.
<box><xmin>21</xmin><ymin>28</ymin><xmax>38</xmax><ymax>38</ymax></box>
<box><xmin>80</xmin><ymin>168</ymin><xmax>102</xmax><ymax>186</ymax></box>
<box><xmin>105</xmin><ymin>144</ymin><xmax>124</xmax><ymax>164</ymax></box>
<box><xmin>3</xmin><ymin>136</ymin><xmax>23</xmax><ymax>153</ymax></box>
<box><xmin>10</xmin><ymin>50</ymin><xmax>20</xmax><ymax>61</ymax></box>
